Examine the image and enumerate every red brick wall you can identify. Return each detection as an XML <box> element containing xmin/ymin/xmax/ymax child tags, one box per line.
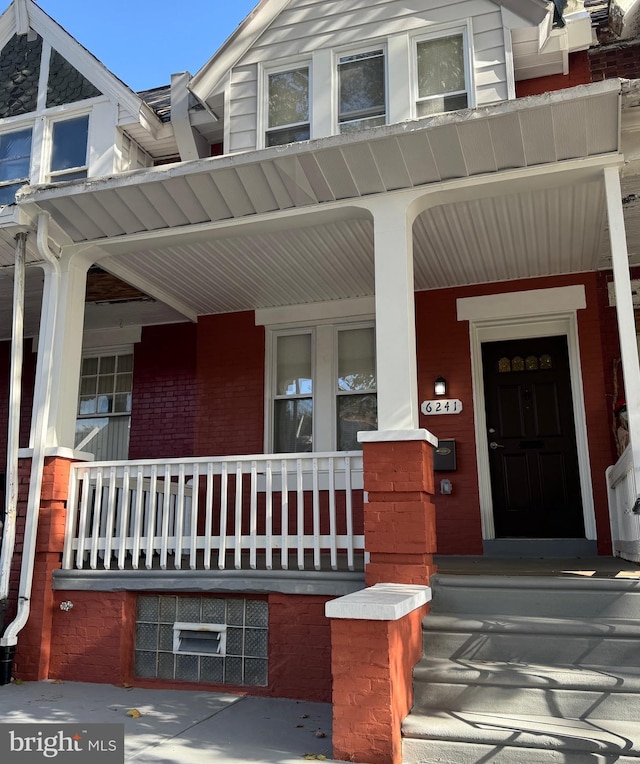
<box><xmin>47</xmin><ymin>590</ymin><xmax>333</xmax><ymax>702</ymax></box>
<box><xmin>516</xmin><ymin>51</ymin><xmax>592</xmax><ymax>97</ymax></box>
<box><xmin>589</xmin><ymin>40</ymin><xmax>640</xmax><ymax>81</ymax></box>
<box><xmin>129</xmin><ymin>323</ymin><xmax>197</xmax><ymax>459</ymax></box>
<box><xmin>196</xmin><ymin>312</ymin><xmax>265</xmax><ymax>456</ymax></box>
<box><xmin>48</xmin><ymin>591</ymin><xmax>136</xmax><ymax>684</ymax></box>
<box><xmin>331</xmin><ymin>604</ymin><xmax>428</xmax><ymax>764</ymax></box>
<box><xmin>416</xmin><ymin>273</ymin><xmax>615</xmax><ymax>555</ymax></box>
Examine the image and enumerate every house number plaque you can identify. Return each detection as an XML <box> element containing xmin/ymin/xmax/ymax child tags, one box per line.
<box><xmin>421</xmin><ymin>399</ymin><xmax>463</xmax><ymax>415</ymax></box>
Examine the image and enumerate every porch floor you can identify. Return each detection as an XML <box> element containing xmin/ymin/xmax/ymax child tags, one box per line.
<box><xmin>434</xmin><ymin>555</ymin><xmax>640</xmax><ymax>578</ymax></box>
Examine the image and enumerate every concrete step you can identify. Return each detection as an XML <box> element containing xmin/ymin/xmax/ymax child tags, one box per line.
<box><xmin>422</xmin><ymin>614</ymin><xmax>640</xmax><ymax>666</ymax></box>
<box><xmin>430</xmin><ymin>573</ymin><xmax>640</xmax><ymax>619</ymax></box>
<box><xmin>412</xmin><ymin>658</ymin><xmax>640</xmax><ymax>720</ymax></box>
<box><xmin>402</xmin><ymin>710</ymin><xmax>640</xmax><ymax>763</ymax></box>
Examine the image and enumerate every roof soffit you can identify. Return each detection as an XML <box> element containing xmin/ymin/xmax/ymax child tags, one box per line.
<box><xmin>497</xmin><ymin>0</ymin><xmax>554</xmax><ymax>26</ymax></box>
<box><xmin>0</xmin><ymin>0</ymin><xmax>163</xmax><ymax>135</ymax></box>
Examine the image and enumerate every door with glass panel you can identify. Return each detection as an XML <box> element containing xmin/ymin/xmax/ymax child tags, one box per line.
<box><xmin>75</xmin><ymin>353</ymin><xmax>133</xmax><ymax>460</ymax></box>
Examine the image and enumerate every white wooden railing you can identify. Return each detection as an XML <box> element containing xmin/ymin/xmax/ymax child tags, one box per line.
<box><xmin>607</xmin><ymin>445</ymin><xmax>640</xmax><ymax>563</ymax></box>
<box><xmin>63</xmin><ymin>453</ymin><xmax>365</xmax><ymax>573</ymax></box>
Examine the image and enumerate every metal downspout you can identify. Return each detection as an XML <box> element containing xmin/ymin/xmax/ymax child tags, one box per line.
<box><xmin>0</xmin><ymin>214</ymin><xmax>60</xmax><ymax>683</ymax></box>
<box><xmin>0</xmin><ymin>233</ymin><xmax>27</xmax><ymax>614</ymax></box>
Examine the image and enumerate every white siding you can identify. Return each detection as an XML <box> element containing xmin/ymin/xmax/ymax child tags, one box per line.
<box><xmin>227</xmin><ymin>0</ymin><xmax>510</xmax><ymax>153</ymax></box>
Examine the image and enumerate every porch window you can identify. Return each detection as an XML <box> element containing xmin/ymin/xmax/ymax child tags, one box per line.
<box><xmin>338</xmin><ymin>49</ymin><xmax>386</xmax><ymax>133</ymax></box>
<box><xmin>270</xmin><ymin>323</ymin><xmax>376</xmax><ymax>452</ymax></box>
<box><xmin>75</xmin><ymin>352</ymin><xmax>133</xmax><ymax>460</ymax></box>
<box><xmin>0</xmin><ymin>128</ymin><xmax>32</xmax><ymax>205</ymax></box>
<box><xmin>415</xmin><ymin>33</ymin><xmax>468</xmax><ymax>117</ymax></box>
<box><xmin>266</xmin><ymin>66</ymin><xmax>310</xmax><ymax>147</ymax></box>
<box><xmin>49</xmin><ymin>114</ymin><xmax>89</xmax><ymax>181</ymax></box>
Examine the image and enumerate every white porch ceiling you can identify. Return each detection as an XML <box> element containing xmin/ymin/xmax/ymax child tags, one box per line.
<box><xmin>0</xmin><ymin>79</ymin><xmax>628</xmax><ymax>332</ymax></box>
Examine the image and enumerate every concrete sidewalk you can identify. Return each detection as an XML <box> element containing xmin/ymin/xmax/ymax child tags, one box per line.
<box><xmin>0</xmin><ymin>680</ymin><xmax>334</xmax><ymax>763</ymax></box>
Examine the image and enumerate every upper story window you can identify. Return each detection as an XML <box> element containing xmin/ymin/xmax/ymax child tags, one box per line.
<box><xmin>50</xmin><ymin>114</ymin><xmax>89</xmax><ymax>181</ymax></box>
<box><xmin>0</xmin><ymin>128</ymin><xmax>32</xmax><ymax>205</ymax></box>
<box><xmin>415</xmin><ymin>33</ymin><xmax>468</xmax><ymax>117</ymax></box>
<box><xmin>338</xmin><ymin>49</ymin><xmax>386</xmax><ymax>133</ymax></box>
<box><xmin>266</xmin><ymin>66</ymin><xmax>310</xmax><ymax>147</ymax></box>
<box><xmin>0</xmin><ymin>33</ymin><xmax>102</xmax><ymax>203</ymax></box>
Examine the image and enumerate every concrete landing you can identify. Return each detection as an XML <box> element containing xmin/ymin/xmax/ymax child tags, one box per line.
<box><xmin>434</xmin><ymin>555</ymin><xmax>640</xmax><ymax>578</ymax></box>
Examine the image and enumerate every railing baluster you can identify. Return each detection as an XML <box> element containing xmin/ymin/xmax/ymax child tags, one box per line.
<box><xmin>104</xmin><ymin>466</ymin><xmax>118</xmax><ymax>570</ymax></box>
<box><xmin>265</xmin><ymin>459</ymin><xmax>273</xmax><ymax>571</ymax></box>
<box><xmin>117</xmin><ymin>466</ymin><xmax>131</xmax><ymax>570</ymax></box>
<box><xmin>131</xmin><ymin>465</ymin><xmax>145</xmax><ymax>570</ymax></box>
<box><xmin>160</xmin><ymin>463</ymin><xmax>172</xmax><ymax>570</ymax></box>
<box><xmin>89</xmin><ymin>469</ymin><xmax>104</xmax><ymax>570</ymax></box>
<box><xmin>250</xmin><ymin>461</ymin><xmax>258</xmax><ymax>570</ymax></box>
<box><xmin>234</xmin><ymin>462</ymin><xmax>243</xmax><ymax>570</ymax></box>
<box><xmin>218</xmin><ymin>462</ymin><xmax>228</xmax><ymax>570</ymax></box>
<box><xmin>189</xmin><ymin>463</ymin><xmax>200</xmax><ymax>570</ymax></box>
<box><xmin>312</xmin><ymin>458</ymin><xmax>320</xmax><ymax>571</ymax></box>
<box><xmin>63</xmin><ymin>467</ymin><xmax>80</xmax><ymax>570</ymax></box>
<box><xmin>345</xmin><ymin>456</ymin><xmax>354</xmax><ymax>571</ymax></box>
<box><xmin>204</xmin><ymin>462</ymin><xmax>214</xmax><ymax>570</ymax></box>
<box><xmin>328</xmin><ymin>457</ymin><xmax>337</xmax><ymax>570</ymax></box>
<box><xmin>75</xmin><ymin>471</ymin><xmax>91</xmax><ymax>569</ymax></box>
<box><xmin>296</xmin><ymin>458</ymin><xmax>304</xmax><ymax>570</ymax></box>
<box><xmin>145</xmin><ymin>465</ymin><xmax>158</xmax><ymax>570</ymax></box>
<box><xmin>281</xmin><ymin>459</ymin><xmax>288</xmax><ymax>570</ymax></box>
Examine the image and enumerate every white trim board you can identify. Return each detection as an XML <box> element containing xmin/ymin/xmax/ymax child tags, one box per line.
<box><xmin>457</xmin><ymin>284</ymin><xmax>596</xmax><ymax>542</ymax></box>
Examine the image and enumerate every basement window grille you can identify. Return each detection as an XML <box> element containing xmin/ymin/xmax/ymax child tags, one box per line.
<box><xmin>173</xmin><ymin>622</ymin><xmax>227</xmax><ymax>656</ymax></box>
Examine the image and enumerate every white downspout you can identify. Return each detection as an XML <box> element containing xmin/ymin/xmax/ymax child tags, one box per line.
<box><xmin>0</xmin><ymin>233</ymin><xmax>27</xmax><ymax>603</ymax></box>
<box><xmin>1</xmin><ymin>213</ymin><xmax>60</xmax><ymax>652</ymax></box>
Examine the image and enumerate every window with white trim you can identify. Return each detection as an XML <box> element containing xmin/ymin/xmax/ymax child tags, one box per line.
<box><xmin>75</xmin><ymin>352</ymin><xmax>133</xmax><ymax>460</ymax></box>
<box><xmin>337</xmin><ymin>49</ymin><xmax>386</xmax><ymax>133</ymax></box>
<box><xmin>49</xmin><ymin>114</ymin><xmax>89</xmax><ymax>181</ymax></box>
<box><xmin>0</xmin><ymin>127</ymin><xmax>32</xmax><ymax>204</ymax></box>
<box><xmin>265</xmin><ymin>65</ymin><xmax>310</xmax><ymax>147</ymax></box>
<box><xmin>414</xmin><ymin>32</ymin><xmax>468</xmax><ymax>117</ymax></box>
<box><xmin>269</xmin><ymin>324</ymin><xmax>377</xmax><ymax>453</ymax></box>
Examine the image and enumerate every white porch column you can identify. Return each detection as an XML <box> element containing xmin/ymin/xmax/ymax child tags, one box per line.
<box><xmin>604</xmin><ymin>166</ymin><xmax>640</xmax><ymax>487</ymax></box>
<box><xmin>367</xmin><ymin>195</ymin><xmax>419</xmax><ymax>432</ymax></box>
<box><xmin>31</xmin><ymin>250</ymin><xmax>89</xmax><ymax>451</ymax></box>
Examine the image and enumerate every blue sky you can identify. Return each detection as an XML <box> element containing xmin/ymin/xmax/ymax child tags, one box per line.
<box><xmin>32</xmin><ymin>1</ymin><xmax>260</xmax><ymax>91</ymax></box>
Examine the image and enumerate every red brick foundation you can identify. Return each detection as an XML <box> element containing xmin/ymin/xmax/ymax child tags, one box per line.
<box><xmin>363</xmin><ymin>439</ymin><xmax>437</xmax><ymax>586</ymax></box>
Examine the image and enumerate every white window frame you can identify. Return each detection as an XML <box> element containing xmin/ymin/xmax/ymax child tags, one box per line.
<box><xmin>0</xmin><ymin>124</ymin><xmax>34</xmax><ymax>204</ymax></box>
<box><xmin>410</xmin><ymin>22</ymin><xmax>475</xmax><ymax>119</ymax></box>
<box><xmin>265</xmin><ymin>319</ymin><xmax>376</xmax><ymax>453</ymax></box>
<box><xmin>259</xmin><ymin>58</ymin><xmax>312</xmax><ymax>149</ymax></box>
<box><xmin>46</xmin><ymin>111</ymin><xmax>91</xmax><ymax>182</ymax></box>
<box><xmin>334</xmin><ymin>42</ymin><xmax>388</xmax><ymax>135</ymax></box>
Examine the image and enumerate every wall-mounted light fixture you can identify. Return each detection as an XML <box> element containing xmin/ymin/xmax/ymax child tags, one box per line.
<box><xmin>434</xmin><ymin>376</ymin><xmax>447</xmax><ymax>396</ymax></box>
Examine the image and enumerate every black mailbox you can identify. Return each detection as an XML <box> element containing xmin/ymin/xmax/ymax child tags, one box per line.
<box><xmin>434</xmin><ymin>439</ymin><xmax>456</xmax><ymax>471</ymax></box>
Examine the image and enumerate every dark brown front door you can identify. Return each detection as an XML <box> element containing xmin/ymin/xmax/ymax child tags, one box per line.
<box><xmin>482</xmin><ymin>336</ymin><xmax>584</xmax><ymax>538</ymax></box>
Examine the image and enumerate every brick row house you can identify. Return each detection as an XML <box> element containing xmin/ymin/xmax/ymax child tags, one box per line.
<box><xmin>0</xmin><ymin>0</ymin><xmax>640</xmax><ymax>761</ymax></box>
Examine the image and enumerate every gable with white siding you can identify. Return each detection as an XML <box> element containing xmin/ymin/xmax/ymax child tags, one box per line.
<box><xmin>223</xmin><ymin>0</ymin><xmax>531</xmax><ymax>154</ymax></box>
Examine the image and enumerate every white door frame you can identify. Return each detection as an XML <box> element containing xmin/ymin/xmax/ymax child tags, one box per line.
<box><xmin>457</xmin><ymin>285</ymin><xmax>597</xmax><ymax>541</ymax></box>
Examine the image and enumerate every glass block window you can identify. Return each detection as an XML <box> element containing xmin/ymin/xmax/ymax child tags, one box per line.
<box><xmin>50</xmin><ymin>114</ymin><xmax>89</xmax><ymax>181</ymax></box>
<box><xmin>416</xmin><ymin>34</ymin><xmax>468</xmax><ymax>117</ymax></box>
<box><xmin>47</xmin><ymin>49</ymin><xmax>101</xmax><ymax>108</ymax></box>
<box><xmin>338</xmin><ymin>50</ymin><xmax>386</xmax><ymax>133</ymax></box>
<box><xmin>0</xmin><ymin>128</ymin><xmax>32</xmax><ymax>205</ymax></box>
<box><xmin>0</xmin><ymin>34</ymin><xmax>42</xmax><ymax>118</ymax></box>
<box><xmin>135</xmin><ymin>595</ymin><xmax>268</xmax><ymax>687</ymax></box>
<box><xmin>266</xmin><ymin>66</ymin><xmax>310</xmax><ymax>147</ymax></box>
